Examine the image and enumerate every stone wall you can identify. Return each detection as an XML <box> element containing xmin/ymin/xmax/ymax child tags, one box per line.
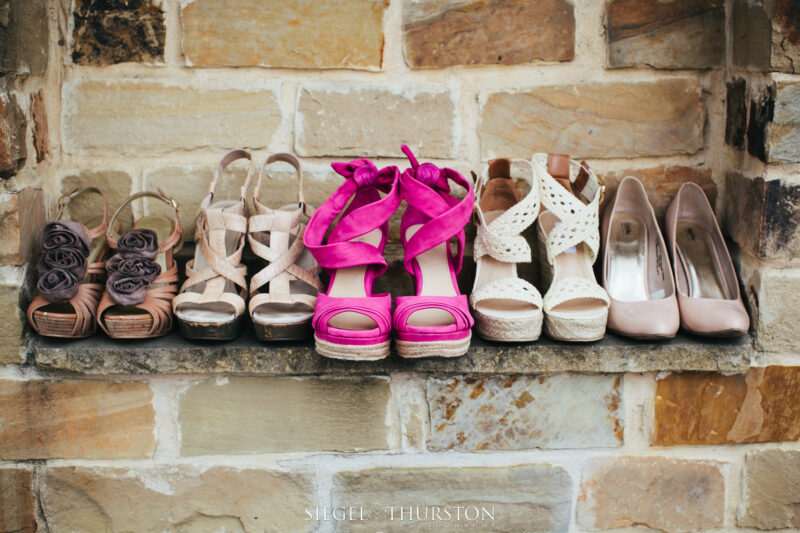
<box><xmin>1</xmin><ymin>0</ymin><xmax>799</xmax><ymax>532</ymax></box>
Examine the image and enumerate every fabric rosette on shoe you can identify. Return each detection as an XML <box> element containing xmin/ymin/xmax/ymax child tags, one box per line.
<box><xmin>105</xmin><ymin>229</ymin><xmax>163</xmax><ymax>306</ymax></box>
<box><xmin>36</xmin><ymin>221</ymin><xmax>91</xmax><ymax>302</ymax></box>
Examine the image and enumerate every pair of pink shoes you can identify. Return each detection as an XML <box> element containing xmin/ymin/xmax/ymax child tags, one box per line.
<box><xmin>304</xmin><ymin>146</ymin><xmax>474</xmax><ymax>361</ymax></box>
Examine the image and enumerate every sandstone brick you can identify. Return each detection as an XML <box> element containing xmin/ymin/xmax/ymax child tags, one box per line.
<box><xmin>428</xmin><ymin>374</ymin><xmax>623</xmax><ymax>451</ymax></box>
<box><xmin>602</xmin><ymin>166</ymin><xmax>714</xmax><ymax>221</ymax></box>
<box><xmin>0</xmin><ymin>272</ymin><xmax>26</xmax><ymax>365</ymax></box>
<box><xmin>770</xmin><ymin>0</ymin><xmax>800</xmax><ymax>73</ymax></box>
<box><xmin>480</xmin><ymin>79</ymin><xmax>704</xmax><ymax>159</ymax></box>
<box><xmin>0</xmin><ymin>89</ymin><xmax>26</xmax><ymax>177</ymax></box>
<box><xmin>403</xmin><ymin>0</ymin><xmax>574</xmax><ymax>69</ymax></box>
<box><xmin>578</xmin><ymin>456</ymin><xmax>725</xmax><ymax>533</ymax></box>
<box><xmin>607</xmin><ymin>0</ymin><xmax>724</xmax><ymax>69</ymax></box>
<box><xmin>0</xmin><ymin>188</ymin><xmax>45</xmax><ymax>266</ymax></box>
<box><xmin>0</xmin><ymin>469</ymin><xmax>36</xmax><ymax>533</ymax></box>
<box><xmin>767</xmin><ymin>81</ymin><xmax>799</xmax><ymax>163</ymax></box>
<box><xmin>726</xmin><ymin>78</ymin><xmax>748</xmax><ymax>150</ymax></box>
<box><xmin>724</xmin><ymin>173</ymin><xmax>800</xmax><ymax>261</ymax></box>
<box><xmin>753</xmin><ymin>268</ymin><xmax>800</xmax><ymax>352</ymax></box>
<box><xmin>654</xmin><ymin>367</ymin><xmax>800</xmax><ymax>445</ymax></box>
<box><xmin>750</xmin><ymin>82</ymin><xmax>776</xmax><ymax>162</ymax></box>
<box><xmin>332</xmin><ymin>464</ymin><xmax>571</xmax><ymax>532</ymax></box>
<box><xmin>72</xmin><ymin>0</ymin><xmax>164</xmax><ymax>65</ymax></box>
<box><xmin>42</xmin><ymin>466</ymin><xmax>313</xmax><ymax>532</ymax></box>
<box><xmin>734</xmin><ymin>0</ymin><xmax>800</xmax><ymax>73</ymax></box>
<box><xmin>0</xmin><ymin>379</ymin><xmax>155</xmax><ymax>459</ymax></box>
<box><xmin>4</xmin><ymin>0</ymin><xmax>48</xmax><ymax>77</ymax></box>
<box><xmin>182</xmin><ymin>0</ymin><xmax>386</xmax><ymax>69</ymax></box>
<box><xmin>62</xmin><ymin>79</ymin><xmax>281</xmax><ymax>156</ymax></box>
<box><xmin>30</xmin><ymin>90</ymin><xmax>48</xmax><ymax>163</ymax></box>
<box><xmin>61</xmin><ymin>170</ymin><xmax>133</xmax><ymax>228</ymax></box>
<box><xmin>739</xmin><ymin>449</ymin><xmax>800</xmax><ymax>529</ymax></box>
<box><xmin>296</xmin><ymin>85</ymin><xmax>457</xmax><ymax>158</ymax></box>
<box><xmin>179</xmin><ymin>377</ymin><xmax>390</xmax><ymax>455</ymax></box>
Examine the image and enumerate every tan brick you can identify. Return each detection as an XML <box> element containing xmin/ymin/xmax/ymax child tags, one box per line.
<box><xmin>0</xmin><ymin>188</ymin><xmax>45</xmax><ymax>265</ymax></box>
<box><xmin>0</xmin><ymin>380</ymin><xmax>155</xmax><ymax>459</ymax></box>
<box><xmin>182</xmin><ymin>0</ymin><xmax>386</xmax><ymax>69</ymax></box>
<box><xmin>296</xmin><ymin>84</ymin><xmax>457</xmax><ymax>158</ymax></box>
<box><xmin>480</xmin><ymin>79</ymin><xmax>704</xmax><ymax>159</ymax></box>
<box><xmin>732</xmin><ymin>0</ymin><xmax>800</xmax><ymax>74</ymax></box>
<box><xmin>403</xmin><ymin>0</ymin><xmax>574</xmax><ymax>69</ymax></box>
<box><xmin>654</xmin><ymin>367</ymin><xmax>800</xmax><ymax>445</ymax></box>
<box><xmin>30</xmin><ymin>90</ymin><xmax>48</xmax><ymax>163</ymax></box>
<box><xmin>332</xmin><ymin>464</ymin><xmax>571</xmax><ymax>532</ymax></box>
<box><xmin>0</xmin><ymin>90</ymin><xmax>26</xmax><ymax>177</ymax></box>
<box><xmin>179</xmin><ymin>377</ymin><xmax>390</xmax><ymax>455</ymax></box>
<box><xmin>578</xmin><ymin>456</ymin><xmax>725</xmax><ymax>533</ymax></box>
<box><xmin>60</xmin><ymin>170</ymin><xmax>133</xmax><ymax>228</ymax></box>
<box><xmin>739</xmin><ymin>449</ymin><xmax>800</xmax><ymax>529</ymax></box>
<box><xmin>0</xmin><ymin>469</ymin><xmax>36</xmax><ymax>533</ymax></box>
<box><xmin>42</xmin><ymin>466</ymin><xmax>314</xmax><ymax>532</ymax></box>
<box><xmin>62</xmin><ymin>79</ymin><xmax>281</xmax><ymax>156</ymax></box>
<box><xmin>606</xmin><ymin>0</ymin><xmax>725</xmax><ymax>69</ymax></box>
<box><xmin>428</xmin><ymin>375</ymin><xmax>623</xmax><ymax>451</ymax></box>
<box><xmin>767</xmin><ymin>81</ymin><xmax>800</xmax><ymax>163</ymax></box>
<box><xmin>0</xmin><ymin>273</ymin><xmax>25</xmax><ymax>365</ymax></box>
<box><xmin>753</xmin><ymin>268</ymin><xmax>800</xmax><ymax>352</ymax></box>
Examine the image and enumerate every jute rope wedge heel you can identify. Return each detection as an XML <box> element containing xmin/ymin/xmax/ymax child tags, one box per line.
<box><xmin>27</xmin><ymin>187</ymin><xmax>110</xmax><ymax>338</ymax></box>
<box><xmin>394</xmin><ymin>145</ymin><xmax>474</xmax><ymax>359</ymax></box>
<box><xmin>248</xmin><ymin>153</ymin><xmax>322</xmax><ymax>341</ymax></box>
<box><xmin>304</xmin><ymin>158</ymin><xmax>401</xmax><ymax>361</ymax></box>
<box><xmin>97</xmin><ymin>191</ymin><xmax>182</xmax><ymax>339</ymax></box>
<box><xmin>471</xmin><ymin>158</ymin><xmax>543</xmax><ymax>342</ymax></box>
<box><xmin>174</xmin><ymin>150</ymin><xmax>253</xmax><ymax>340</ymax></box>
<box><xmin>532</xmin><ymin>153</ymin><xmax>610</xmax><ymax>342</ymax></box>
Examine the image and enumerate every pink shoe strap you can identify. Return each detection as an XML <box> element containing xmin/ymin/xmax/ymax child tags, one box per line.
<box><xmin>393</xmin><ymin>294</ymin><xmax>474</xmax><ymax>333</ymax></box>
<box><xmin>312</xmin><ymin>292</ymin><xmax>392</xmax><ymax>337</ymax></box>
<box><xmin>399</xmin><ymin>145</ymin><xmax>474</xmax><ymax>275</ymax></box>
<box><xmin>304</xmin><ymin>159</ymin><xmax>400</xmax><ymax>274</ymax></box>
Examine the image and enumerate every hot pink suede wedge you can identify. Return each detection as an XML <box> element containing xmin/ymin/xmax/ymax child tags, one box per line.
<box><xmin>304</xmin><ymin>158</ymin><xmax>401</xmax><ymax>361</ymax></box>
<box><xmin>394</xmin><ymin>145</ymin><xmax>475</xmax><ymax>359</ymax></box>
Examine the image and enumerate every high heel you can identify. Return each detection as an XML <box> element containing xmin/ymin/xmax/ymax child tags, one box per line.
<box><xmin>304</xmin><ymin>158</ymin><xmax>401</xmax><ymax>360</ymax></box>
<box><xmin>394</xmin><ymin>145</ymin><xmax>474</xmax><ymax>358</ymax></box>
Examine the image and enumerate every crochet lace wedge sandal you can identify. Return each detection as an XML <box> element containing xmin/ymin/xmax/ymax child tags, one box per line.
<box><xmin>304</xmin><ymin>158</ymin><xmax>401</xmax><ymax>360</ymax></box>
<box><xmin>248</xmin><ymin>153</ymin><xmax>322</xmax><ymax>341</ymax></box>
<box><xmin>98</xmin><ymin>191</ymin><xmax>182</xmax><ymax>339</ymax></box>
<box><xmin>471</xmin><ymin>158</ymin><xmax>543</xmax><ymax>342</ymax></box>
<box><xmin>532</xmin><ymin>153</ymin><xmax>609</xmax><ymax>342</ymax></box>
<box><xmin>174</xmin><ymin>150</ymin><xmax>253</xmax><ymax>340</ymax></box>
<box><xmin>395</xmin><ymin>145</ymin><xmax>475</xmax><ymax>359</ymax></box>
<box><xmin>27</xmin><ymin>187</ymin><xmax>110</xmax><ymax>338</ymax></box>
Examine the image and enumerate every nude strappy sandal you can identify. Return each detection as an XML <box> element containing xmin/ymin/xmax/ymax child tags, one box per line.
<box><xmin>27</xmin><ymin>187</ymin><xmax>110</xmax><ymax>338</ymax></box>
<box><xmin>247</xmin><ymin>153</ymin><xmax>322</xmax><ymax>341</ymax></box>
<box><xmin>97</xmin><ymin>190</ymin><xmax>182</xmax><ymax>339</ymax></box>
<box><xmin>173</xmin><ymin>150</ymin><xmax>253</xmax><ymax>340</ymax></box>
<box><xmin>532</xmin><ymin>153</ymin><xmax>610</xmax><ymax>342</ymax></box>
<box><xmin>471</xmin><ymin>158</ymin><xmax>543</xmax><ymax>342</ymax></box>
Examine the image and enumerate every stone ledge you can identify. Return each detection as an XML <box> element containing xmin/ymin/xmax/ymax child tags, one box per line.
<box><xmin>33</xmin><ymin>329</ymin><xmax>753</xmax><ymax>376</ymax></box>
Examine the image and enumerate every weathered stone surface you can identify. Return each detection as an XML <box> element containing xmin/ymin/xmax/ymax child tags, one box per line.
<box><xmin>72</xmin><ymin>0</ymin><xmax>164</xmax><ymax>65</ymax></box>
<box><xmin>0</xmin><ymin>188</ymin><xmax>45</xmax><ymax>265</ymax></box>
<box><xmin>30</xmin><ymin>90</ymin><xmax>48</xmax><ymax>163</ymax></box>
<box><xmin>428</xmin><ymin>374</ymin><xmax>622</xmax><ymax>450</ymax></box>
<box><xmin>480</xmin><ymin>79</ymin><xmax>704</xmax><ymax>159</ymax></box>
<box><xmin>179</xmin><ymin>377</ymin><xmax>390</xmax><ymax>454</ymax></box>
<box><xmin>606</xmin><ymin>0</ymin><xmax>724</xmax><ymax>69</ymax></box>
<box><xmin>767</xmin><ymin>81</ymin><xmax>799</xmax><ymax>163</ymax></box>
<box><xmin>333</xmin><ymin>464</ymin><xmax>571</xmax><ymax>532</ymax></box>
<box><xmin>296</xmin><ymin>85</ymin><xmax>457</xmax><ymax>158</ymax></box>
<box><xmin>602</xmin><ymin>166</ymin><xmax>714</xmax><ymax>221</ymax></box>
<box><xmin>34</xmin><ymin>329</ymin><xmax>753</xmax><ymax>375</ymax></box>
<box><xmin>578</xmin><ymin>456</ymin><xmax>725</xmax><ymax>533</ymax></box>
<box><xmin>0</xmin><ymin>379</ymin><xmax>155</xmax><ymax>459</ymax></box>
<box><xmin>4</xmin><ymin>0</ymin><xmax>48</xmax><ymax>77</ymax></box>
<box><xmin>654</xmin><ymin>367</ymin><xmax>800</xmax><ymax>445</ymax></box>
<box><xmin>753</xmin><ymin>268</ymin><xmax>800</xmax><ymax>352</ymax></box>
<box><xmin>0</xmin><ymin>270</ymin><xmax>26</xmax><ymax>365</ymax></box>
<box><xmin>61</xmin><ymin>170</ymin><xmax>132</xmax><ymax>228</ymax></box>
<box><xmin>771</xmin><ymin>0</ymin><xmax>800</xmax><ymax>73</ymax></box>
<box><xmin>62</xmin><ymin>79</ymin><xmax>281</xmax><ymax>156</ymax></box>
<box><xmin>750</xmin><ymin>82</ymin><xmax>776</xmax><ymax>162</ymax></box>
<box><xmin>0</xmin><ymin>89</ymin><xmax>26</xmax><ymax>177</ymax></box>
<box><xmin>0</xmin><ymin>468</ymin><xmax>36</xmax><ymax>533</ymax></box>
<box><xmin>403</xmin><ymin>0</ymin><xmax>574</xmax><ymax>69</ymax></box>
<box><xmin>726</xmin><ymin>78</ymin><xmax>748</xmax><ymax>150</ymax></box>
<box><xmin>739</xmin><ymin>449</ymin><xmax>800</xmax><ymax>529</ymax></box>
<box><xmin>724</xmin><ymin>173</ymin><xmax>800</xmax><ymax>261</ymax></box>
<box><xmin>182</xmin><ymin>0</ymin><xmax>386</xmax><ymax>69</ymax></box>
<box><xmin>732</xmin><ymin>0</ymin><xmax>773</xmax><ymax>70</ymax></box>
<box><xmin>43</xmin><ymin>466</ymin><xmax>313</xmax><ymax>533</ymax></box>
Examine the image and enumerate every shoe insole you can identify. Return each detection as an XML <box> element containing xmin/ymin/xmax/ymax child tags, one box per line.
<box><xmin>676</xmin><ymin>220</ymin><xmax>729</xmax><ymax>300</ymax></box>
<box><xmin>176</xmin><ymin>201</ymin><xmax>241</xmax><ymax>324</ymax></box>
<box><xmin>405</xmin><ymin>225</ymin><xmax>458</xmax><ymax>328</ymax></box>
<box><xmin>326</xmin><ymin>228</ymin><xmax>382</xmax><ymax>331</ymax></box>
<box><xmin>473</xmin><ymin>211</ymin><xmax>539</xmax><ymax>316</ymax></box>
<box><xmin>607</xmin><ymin>213</ymin><xmax>649</xmax><ymax>302</ymax></box>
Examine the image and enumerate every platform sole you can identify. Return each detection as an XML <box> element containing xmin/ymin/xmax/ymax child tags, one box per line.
<box><xmin>315</xmin><ymin>335</ymin><xmax>391</xmax><ymax>361</ymax></box>
<box><xmin>254</xmin><ymin>319</ymin><xmax>313</xmax><ymax>341</ymax></box>
<box><xmin>474</xmin><ymin>310</ymin><xmax>543</xmax><ymax>342</ymax></box>
<box><xmin>177</xmin><ymin>315</ymin><xmax>245</xmax><ymax>341</ymax></box>
<box><xmin>544</xmin><ymin>312</ymin><xmax>607</xmax><ymax>342</ymax></box>
<box><xmin>32</xmin><ymin>310</ymin><xmax>95</xmax><ymax>338</ymax></box>
<box><xmin>396</xmin><ymin>333</ymin><xmax>471</xmax><ymax>359</ymax></box>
